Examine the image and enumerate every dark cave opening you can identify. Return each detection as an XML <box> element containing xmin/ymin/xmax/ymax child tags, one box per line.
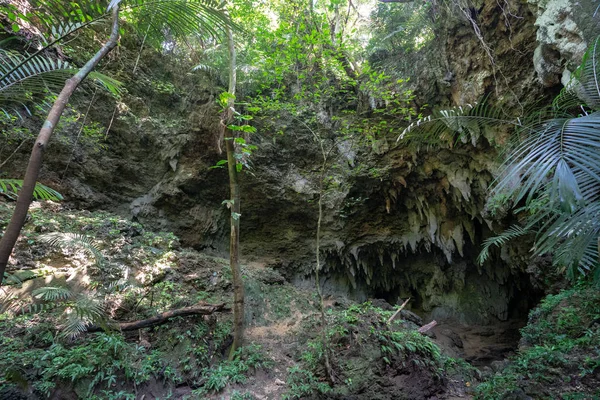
<box><xmin>319</xmin><ymin>242</ymin><xmax>546</xmax><ymax>367</ymax></box>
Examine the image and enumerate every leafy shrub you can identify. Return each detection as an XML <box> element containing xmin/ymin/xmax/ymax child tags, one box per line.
<box><xmin>192</xmin><ymin>344</ymin><xmax>272</xmax><ymax>396</ymax></box>
<box><xmin>476</xmin><ymin>286</ymin><xmax>600</xmax><ymax>400</ymax></box>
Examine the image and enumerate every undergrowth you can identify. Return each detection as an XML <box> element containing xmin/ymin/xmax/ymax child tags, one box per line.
<box><xmin>476</xmin><ymin>285</ymin><xmax>600</xmax><ymax>400</ymax></box>
<box><xmin>0</xmin><ymin>316</ymin><xmax>270</xmax><ymax>398</ymax></box>
<box><xmin>0</xmin><ymin>202</ymin><xmax>271</xmax><ymax>398</ymax></box>
<box><xmin>283</xmin><ymin>301</ymin><xmax>474</xmax><ymax>399</ymax></box>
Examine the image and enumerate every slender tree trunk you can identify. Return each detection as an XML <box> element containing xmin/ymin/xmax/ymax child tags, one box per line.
<box><xmin>223</xmin><ymin>25</ymin><xmax>244</xmax><ymax>359</ymax></box>
<box><xmin>0</xmin><ymin>8</ymin><xmax>121</xmax><ymax>286</ymax></box>
<box><xmin>316</xmin><ymin>160</ymin><xmax>335</xmax><ymax>384</ymax></box>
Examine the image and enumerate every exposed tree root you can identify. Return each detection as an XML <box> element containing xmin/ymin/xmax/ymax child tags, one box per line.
<box><xmin>87</xmin><ymin>302</ymin><xmax>229</xmax><ymax>332</ymax></box>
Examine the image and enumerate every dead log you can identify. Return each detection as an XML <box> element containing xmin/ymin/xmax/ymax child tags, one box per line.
<box><xmin>387</xmin><ymin>297</ymin><xmax>411</xmax><ymax>325</ymax></box>
<box><xmin>418</xmin><ymin>320</ymin><xmax>437</xmax><ymax>334</ymax></box>
<box><xmin>87</xmin><ymin>302</ymin><xmax>229</xmax><ymax>332</ymax></box>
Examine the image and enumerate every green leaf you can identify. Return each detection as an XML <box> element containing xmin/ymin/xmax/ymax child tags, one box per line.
<box><xmin>210</xmin><ymin>159</ymin><xmax>228</xmax><ymax>169</ymax></box>
<box><xmin>0</xmin><ymin>179</ymin><xmax>63</xmax><ymax>201</ymax></box>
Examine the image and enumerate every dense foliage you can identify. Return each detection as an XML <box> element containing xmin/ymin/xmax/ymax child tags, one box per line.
<box><xmin>1</xmin><ymin>0</ymin><xmax>599</xmax><ymax>398</ymax></box>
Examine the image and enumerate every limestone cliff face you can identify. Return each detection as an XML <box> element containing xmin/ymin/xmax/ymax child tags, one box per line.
<box><xmin>5</xmin><ymin>0</ymin><xmax>597</xmax><ymax>324</ymax></box>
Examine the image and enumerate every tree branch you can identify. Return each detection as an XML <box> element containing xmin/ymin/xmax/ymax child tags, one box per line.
<box><xmin>87</xmin><ymin>302</ymin><xmax>229</xmax><ymax>332</ymax></box>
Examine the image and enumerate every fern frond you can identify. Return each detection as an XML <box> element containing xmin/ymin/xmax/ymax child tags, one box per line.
<box><xmin>32</xmin><ymin>286</ymin><xmax>73</xmax><ymax>301</ymax></box>
<box><xmin>478</xmin><ymin>225</ymin><xmax>531</xmax><ymax>265</ymax></box>
<box><xmin>0</xmin><ymin>179</ymin><xmax>63</xmax><ymax>201</ymax></box>
<box><xmin>38</xmin><ymin>232</ymin><xmax>104</xmax><ymax>266</ymax></box>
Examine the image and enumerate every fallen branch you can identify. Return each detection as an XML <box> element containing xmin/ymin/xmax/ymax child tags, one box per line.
<box><xmin>387</xmin><ymin>297</ymin><xmax>410</xmax><ymax>325</ymax></box>
<box><xmin>87</xmin><ymin>302</ymin><xmax>229</xmax><ymax>332</ymax></box>
<box><xmin>418</xmin><ymin>320</ymin><xmax>437</xmax><ymax>334</ymax></box>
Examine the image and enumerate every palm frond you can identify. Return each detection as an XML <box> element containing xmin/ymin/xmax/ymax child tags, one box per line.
<box><xmin>0</xmin><ymin>292</ymin><xmax>17</xmax><ymax>313</ymax></box>
<box><xmin>17</xmin><ymin>302</ymin><xmax>60</xmax><ymax>315</ymax></box>
<box><xmin>16</xmin><ymin>285</ymin><xmax>72</xmax><ymax>315</ymax></box>
<box><xmin>0</xmin><ymin>179</ymin><xmax>63</xmax><ymax>201</ymax></box>
<box><xmin>398</xmin><ymin>101</ymin><xmax>518</xmax><ymax>147</ymax></box>
<box><xmin>495</xmin><ymin>113</ymin><xmax>600</xmax><ymax>210</ymax></box>
<box><xmin>106</xmin><ymin>278</ymin><xmax>131</xmax><ymax>293</ymax></box>
<box><xmin>121</xmin><ymin>0</ymin><xmax>237</xmax><ymax>47</ymax></box>
<box><xmin>62</xmin><ymin>312</ymin><xmax>91</xmax><ymax>339</ymax></box>
<box><xmin>89</xmin><ymin>71</ymin><xmax>122</xmax><ymax>97</ymax></box>
<box><xmin>38</xmin><ymin>232</ymin><xmax>104</xmax><ymax>266</ymax></box>
<box><xmin>0</xmin><ymin>50</ymin><xmax>122</xmax><ymax>116</ymax></box>
<box><xmin>63</xmin><ymin>296</ymin><xmax>106</xmax><ymax>339</ymax></box>
<box><xmin>3</xmin><ymin>271</ymin><xmax>22</xmax><ymax>285</ymax></box>
<box><xmin>478</xmin><ymin>225</ymin><xmax>531</xmax><ymax>265</ymax></box>
<box><xmin>1</xmin><ymin>0</ymin><xmax>230</xmax><ymax>116</ymax></box>
<box><xmin>0</xmin><ymin>49</ymin><xmax>74</xmax><ymax>110</ymax></box>
<box><xmin>1</xmin><ymin>1</ymin><xmax>106</xmax><ymax>46</ymax></box>
<box><xmin>192</xmin><ymin>63</ymin><xmax>221</xmax><ymax>79</ymax></box>
<box><xmin>32</xmin><ymin>285</ymin><xmax>73</xmax><ymax>301</ymax></box>
<box><xmin>569</xmin><ymin>36</ymin><xmax>600</xmax><ymax>109</ymax></box>
<box><xmin>533</xmin><ymin>202</ymin><xmax>600</xmax><ymax>275</ymax></box>
<box><xmin>0</xmin><ymin>1</ymin><xmax>107</xmax><ymax>95</ymax></box>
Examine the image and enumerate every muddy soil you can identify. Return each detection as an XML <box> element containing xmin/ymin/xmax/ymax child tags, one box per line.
<box><xmin>431</xmin><ymin>318</ymin><xmax>525</xmax><ymax>367</ymax></box>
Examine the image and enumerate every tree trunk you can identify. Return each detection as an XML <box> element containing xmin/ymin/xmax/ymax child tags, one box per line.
<box><xmin>223</xmin><ymin>25</ymin><xmax>244</xmax><ymax>360</ymax></box>
<box><xmin>0</xmin><ymin>7</ymin><xmax>121</xmax><ymax>286</ymax></box>
<box><xmin>316</xmin><ymin>160</ymin><xmax>336</xmax><ymax>384</ymax></box>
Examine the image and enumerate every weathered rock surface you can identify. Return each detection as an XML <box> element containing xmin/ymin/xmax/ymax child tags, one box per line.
<box><xmin>6</xmin><ymin>0</ymin><xmax>597</xmax><ymax>326</ymax></box>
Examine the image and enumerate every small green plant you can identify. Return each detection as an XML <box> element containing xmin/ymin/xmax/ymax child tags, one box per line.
<box><xmin>476</xmin><ymin>286</ymin><xmax>600</xmax><ymax>399</ymax></box>
<box><xmin>282</xmin><ymin>365</ymin><xmax>332</xmax><ymax>400</ymax></box>
<box><xmin>192</xmin><ymin>344</ymin><xmax>272</xmax><ymax>396</ymax></box>
<box><xmin>230</xmin><ymin>391</ymin><xmax>255</xmax><ymax>400</ymax></box>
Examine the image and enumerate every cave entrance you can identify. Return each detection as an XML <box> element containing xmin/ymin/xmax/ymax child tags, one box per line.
<box><xmin>324</xmin><ymin>250</ymin><xmax>544</xmax><ymax>368</ymax></box>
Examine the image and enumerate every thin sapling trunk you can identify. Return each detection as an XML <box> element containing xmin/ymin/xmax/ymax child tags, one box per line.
<box><xmin>223</xmin><ymin>24</ymin><xmax>245</xmax><ymax>359</ymax></box>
